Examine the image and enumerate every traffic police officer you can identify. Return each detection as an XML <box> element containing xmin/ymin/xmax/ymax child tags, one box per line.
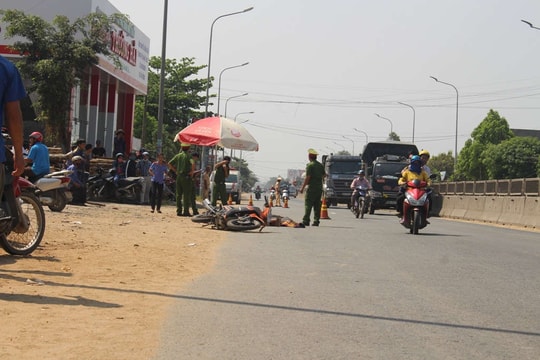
<box><xmin>300</xmin><ymin>148</ymin><xmax>325</xmax><ymax>226</ymax></box>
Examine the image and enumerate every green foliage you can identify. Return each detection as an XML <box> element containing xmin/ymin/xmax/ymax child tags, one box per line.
<box><xmin>455</xmin><ymin>109</ymin><xmax>514</xmax><ymax>180</ymax></box>
<box><xmin>388</xmin><ymin>132</ymin><xmax>400</xmax><ymax>141</ymax></box>
<box><xmin>0</xmin><ymin>10</ymin><xmax>123</xmax><ymax>149</ymax></box>
<box><xmin>483</xmin><ymin>137</ymin><xmax>540</xmax><ymax>179</ymax></box>
<box><xmin>230</xmin><ymin>157</ymin><xmax>259</xmax><ymax>192</ymax></box>
<box><xmin>134</xmin><ymin>56</ymin><xmax>209</xmax><ymax>160</ymax></box>
<box><xmin>429</xmin><ymin>151</ymin><xmax>454</xmax><ymax>178</ymax></box>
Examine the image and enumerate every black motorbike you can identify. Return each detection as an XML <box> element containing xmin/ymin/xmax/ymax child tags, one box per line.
<box><xmin>192</xmin><ymin>199</ymin><xmax>269</xmax><ymax>231</ymax></box>
<box><xmin>87</xmin><ymin>168</ymin><xmax>143</xmax><ymax>204</ymax></box>
<box><xmin>254</xmin><ymin>189</ymin><xmax>261</xmax><ymax>200</ymax></box>
<box><xmin>351</xmin><ymin>186</ymin><xmax>370</xmax><ymax>219</ymax></box>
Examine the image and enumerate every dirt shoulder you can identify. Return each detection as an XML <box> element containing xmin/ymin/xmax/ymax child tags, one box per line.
<box><xmin>0</xmin><ymin>202</ymin><xmax>225</xmax><ymax>359</ymax></box>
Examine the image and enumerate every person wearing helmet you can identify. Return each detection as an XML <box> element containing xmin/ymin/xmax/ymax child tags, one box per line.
<box><xmin>396</xmin><ymin>155</ymin><xmax>431</xmax><ymax>221</ymax></box>
<box><xmin>113</xmin><ymin>153</ymin><xmax>126</xmax><ymax>186</ymax></box>
<box><xmin>419</xmin><ymin>149</ymin><xmax>432</xmax><ymax>176</ymax></box>
<box><xmin>67</xmin><ymin>155</ymin><xmax>87</xmax><ymax>205</ymax></box>
<box><xmin>349</xmin><ymin>169</ymin><xmax>371</xmax><ymax>209</ymax></box>
<box><xmin>24</xmin><ymin>131</ymin><xmax>50</xmax><ymax>182</ymax></box>
<box><xmin>300</xmin><ymin>148</ymin><xmax>325</xmax><ymax>226</ymax></box>
<box><xmin>274</xmin><ymin>176</ymin><xmax>283</xmax><ymax>206</ymax></box>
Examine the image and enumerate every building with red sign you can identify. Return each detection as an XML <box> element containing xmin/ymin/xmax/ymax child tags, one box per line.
<box><xmin>0</xmin><ymin>0</ymin><xmax>150</xmax><ymax>155</ymax></box>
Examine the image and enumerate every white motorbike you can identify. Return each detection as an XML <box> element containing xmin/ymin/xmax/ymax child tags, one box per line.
<box><xmin>34</xmin><ymin>169</ymin><xmax>73</xmax><ymax>212</ymax></box>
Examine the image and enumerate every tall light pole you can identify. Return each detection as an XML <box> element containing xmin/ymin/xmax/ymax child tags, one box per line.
<box><xmin>353</xmin><ymin>128</ymin><xmax>369</xmax><ymax>144</ymax></box>
<box><xmin>234</xmin><ymin>111</ymin><xmax>254</xmax><ymax>122</ymax></box>
<box><xmin>224</xmin><ymin>92</ymin><xmax>248</xmax><ymax>118</ymax></box>
<box><xmin>204</xmin><ymin>7</ymin><xmax>254</xmax><ymax>118</ymax></box>
<box><xmin>156</xmin><ymin>0</ymin><xmax>168</xmax><ymax>154</ymax></box>
<box><xmin>430</xmin><ymin>76</ymin><xmax>459</xmax><ymax>168</ymax></box>
<box><xmin>217</xmin><ymin>62</ymin><xmax>249</xmax><ymax>115</ymax></box>
<box><xmin>521</xmin><ymin>19</ymin><xmax>540</xmax><ymax>30</ymax></box>
<box><xmin>375</xmin><ymin>113</ymin><xmax>393</xmax><ymax>138</ymax></box>
<box><xmin>342</xmin><ymin>135</ymin><xmax>355</xmax><ymax>155</ymax></box>
<box><xmin>333</xmin><ymin>141</ymin><xmax>346</xmax><ymax>152</ymax></box>
<box><xmin>397</xmin><ymin>101</ymin><xmax>416</xmax><ymax>143</ymax></box>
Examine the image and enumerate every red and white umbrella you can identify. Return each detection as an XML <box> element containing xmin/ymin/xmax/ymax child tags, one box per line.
<box><xmin>175</xmin><ymin>116</ymin><xmax>259</xmax><ymax>151</ymax></box>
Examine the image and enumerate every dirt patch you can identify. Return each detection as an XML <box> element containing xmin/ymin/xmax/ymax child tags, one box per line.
<box><xmin>0</xmin><ymin>202</ymin><xmax>224</xmax><ymax>359</ymax></box>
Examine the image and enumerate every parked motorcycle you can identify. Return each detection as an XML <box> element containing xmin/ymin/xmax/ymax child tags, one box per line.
<box><xmin>351</xmin><ymin>186</ymin><xmax>370</xmax><ymax>219</ymax></box>
<box><xmin>400</xmin><ymin>179</ymin><xmax>431</xmax><ymax>234</ymax></box>
<box><xmin>87</xmin><ymin>168</ymin><xmax>143</xmax><ymax>204</ymax></box>
<box><xmin>34</xmin><ymin>169</ymin><xmax>72</xmax><ymax>212</ymax></box>
<box><xmin>192</xmin><ymin>198</ymin><xmax>270</xmax><ymax>231</ymax></box>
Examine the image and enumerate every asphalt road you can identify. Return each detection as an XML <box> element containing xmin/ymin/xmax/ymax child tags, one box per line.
<box><xmin>156</xmin><ymin>197</ymin><xmax>540</xmax><ymax>360</ymax></box>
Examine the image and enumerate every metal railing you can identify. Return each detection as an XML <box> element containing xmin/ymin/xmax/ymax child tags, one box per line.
<box><xmin>432</xmin><ymin>178</ymin><xmax>540</xmax><ymax>196</ymax></box>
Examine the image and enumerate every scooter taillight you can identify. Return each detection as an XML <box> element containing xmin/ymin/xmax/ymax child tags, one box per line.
<box><xmin>60</xmin><ymin>177</ymin><xmax>71</xmax><ymax>184</ymax></box>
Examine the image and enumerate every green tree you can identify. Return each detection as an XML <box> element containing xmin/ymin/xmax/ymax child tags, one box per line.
<box><xmin>134</xmin><ymin>56</ymin><xmax>209</xmax><ymax>159</ymax></box>
<box><xmin>429</xmin><ymin>151</ymin><xmax>454</xmax><ymax>179</ymax></box>
<box><xmin>455</xmin><ymin>109</ymin><xmax>513</xmax><ymax>180</ymax></box>
<box><xmin>0</xmin><ymin>10</ymin><xmax>123</xmax><ymax>149</ymax></box>
<box><xmin>483</xmin><ymin>137</ymin><xmax>540</xmax><ymax>179</ymax></box>
<box><xmin>388</xmin><ymin>132</ymin><xmax>400</xmax><ymax>141</ymax></box>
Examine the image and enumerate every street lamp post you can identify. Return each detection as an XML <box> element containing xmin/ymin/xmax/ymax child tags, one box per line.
<box><xmin>353</xmin><ymin>128</ymin><xmax>369</xmax><ymax>144</ymax></box>
<box><xmin>204</xmin><ymin>7</ymin><xmax>254</xmax><ymax>118</ymax></box>
<box><xmin>397</xmin><ymin>101</ymin><xmax>416</xmax><ymax>143</ymax></box>
<box><xmin>333</xmin><ymin>141</ymin><xmax>346</xmax><ymax>152</ymax></box>
<box><xmin>234</xmin><ymin>111</ymin><xmax>254</xmax><ymax>122</ymax></box>
<box><xmin>156</xmin><ymin>0</ymin><xmax>169</xmax><ymax>154</ymax></box>
<box><xmin>430</xmin><ymin>76</ymin><xmax>459</xmax><ymax>168</ymax></box>
<box><xmin>521</xmin><ymin>19</ymin><xmax>540</xmax><ymax>30</ymax></box>
<box><xmin>374</xmin><ymin>113</ymin><xmax>393</xmax><ymax>138</ymax></box>
<box><xmin>342</xmin><ymin>135</ymin><xmax>355</xmax><ymax>155</ymax></box>
<box><xmin>217</xmin><ymin>62</ymin><xmax>249</xmax><ymax>115</ymax></box>
<box><xmin>224</xmin><ymin>92</ymin><xmax>248</xmax><ymax>118</ymax></box>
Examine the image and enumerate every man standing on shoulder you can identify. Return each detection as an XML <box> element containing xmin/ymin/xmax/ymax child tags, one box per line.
<box><xmin>300</xmin><ymin>148</ymin><xmax>325</xmax><ymax>226</ymax></box>
<box><xmin>212</xmin><ymin>156</ymin><xmax>230</xmax><ymax>206</ymax></box>
<box><xmin>0</xmin><ymin>55</ymin><xmax>26</xmax><ymax>191</ymax></box>
<box><xmin>168</xmin><ymin>143</ymin><xmax>193</xmax><ymax>216</ymax></box>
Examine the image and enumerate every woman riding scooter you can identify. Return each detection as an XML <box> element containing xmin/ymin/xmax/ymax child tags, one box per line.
<box><xmin>396</xmin><ymin>155</ymin><xmax>430</xmax><ymax>223</ymax></box>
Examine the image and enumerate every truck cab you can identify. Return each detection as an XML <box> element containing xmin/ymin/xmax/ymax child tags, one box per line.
<box><xmin>322</xmin><ymin>154</ymin><xmax>363</xmax><ymax>207</ymax></box>
<box><xmin>361</xmin><ymin>141</ymin><xmax>419</xmax><ymax>214</ymax></box>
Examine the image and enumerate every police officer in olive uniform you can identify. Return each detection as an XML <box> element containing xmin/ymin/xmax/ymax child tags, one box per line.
<box><xmin>169</xmin><ymin>142</ymin><xmax>194</xmax><ymax>216</ymax></box>
<box><xmin>300</xmin><ymin>148</ymin><xmax>325</xmax><ymax>226</ymax></box>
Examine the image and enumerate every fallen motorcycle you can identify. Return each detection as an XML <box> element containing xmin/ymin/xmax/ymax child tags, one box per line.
<box><xmin>400</xmin><ymin>179</ymin><xmax>431</xmax><ymax>234</ymax></box>
<box><xmin>192</xmin><ymin>198</ymin><xmax>270</xmax><ymax>231</ymax></box>
<box><xmin>34</xmin><ymin>169</ymin><xmax>72</xmax><ymax>212</ymax></box>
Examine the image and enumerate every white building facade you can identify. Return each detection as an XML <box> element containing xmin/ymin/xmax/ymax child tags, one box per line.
<box><xmin>0</xmin><ymin>0</ymin><xmax>150</xmax><ymax>155</ymax></box>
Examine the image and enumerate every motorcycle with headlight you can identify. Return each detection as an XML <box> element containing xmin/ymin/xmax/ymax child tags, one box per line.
<box><xmin>400</xmin><ymin>179</ymin><xmax>431</xmax><ymax>234</ymax></box>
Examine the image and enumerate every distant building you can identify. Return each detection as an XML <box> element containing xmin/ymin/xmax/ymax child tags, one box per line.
<box><xmin>0</xmin><ymin>0</ymin><xmax>150</xmax><ymax>154</ymax></box>
<box><xmin>511</xmin><ymin>129</ymin><xmax>540</xmax><ymax>141</ymax></box>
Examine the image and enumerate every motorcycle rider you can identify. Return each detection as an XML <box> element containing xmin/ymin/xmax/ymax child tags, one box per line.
<box><xmin>419</xmin><ymin>149</ymin><xmax>432</xmax><ymax>176</ymax></box>
<box><xmin>349</xmin><ymin>169</ymin><xmax>371</xmax><ymax>209</ymax></box>
<box><xmin>23</xmin><ymin>131</ymin><xmax>50</xmax><ymax>182</ymax></box>
<box><xmin>254</xmin><ymin>185</ymin><xmax>262</xmax><ymax>200</ymax></box>
<box><xmin>396</xmin><ymin>155</ymin><xmax>431</xmax><ymax>223</ymax></box>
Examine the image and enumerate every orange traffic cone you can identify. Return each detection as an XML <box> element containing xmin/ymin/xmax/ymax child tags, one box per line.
<box><xmin>248</xmin><ymin>194</ymin><xmax>253</xmax><ymax>206</ymax></box>
<box><xmin>283</xmin><ymin>197</ymin><xmax>289</xmax><ymax>208</ymax></box>
<box><xmin>320</xmin><ymin>198</ymin><xmax>331</xmax><ymax>219</ymax></box>
<box><xmin>227</xmin><ymin>193</ymin><xmax>233</xmax><ymax>205</ymax></box>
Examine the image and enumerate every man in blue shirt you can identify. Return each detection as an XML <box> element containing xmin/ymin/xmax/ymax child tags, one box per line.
<box><xmin>24</xmin><ymin>131</ymin><xmax>50</xmax><ymax>182</ymax></box>
<box><xmin>0</xmin><ymin>55</ymin><xmax>26</xmax><ymax>191</ymax></box>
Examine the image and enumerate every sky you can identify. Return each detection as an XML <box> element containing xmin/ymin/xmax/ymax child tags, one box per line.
<box><xmin>109</xmin><ymin>0</ymin><xmax>540</xmax><ymax>182</ymax></box>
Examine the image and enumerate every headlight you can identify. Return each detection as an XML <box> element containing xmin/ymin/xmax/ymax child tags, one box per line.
<box><xmin>325</xmin><ymin>188</ymin><xmax>335</xmax><ymax>196</ymax></box>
